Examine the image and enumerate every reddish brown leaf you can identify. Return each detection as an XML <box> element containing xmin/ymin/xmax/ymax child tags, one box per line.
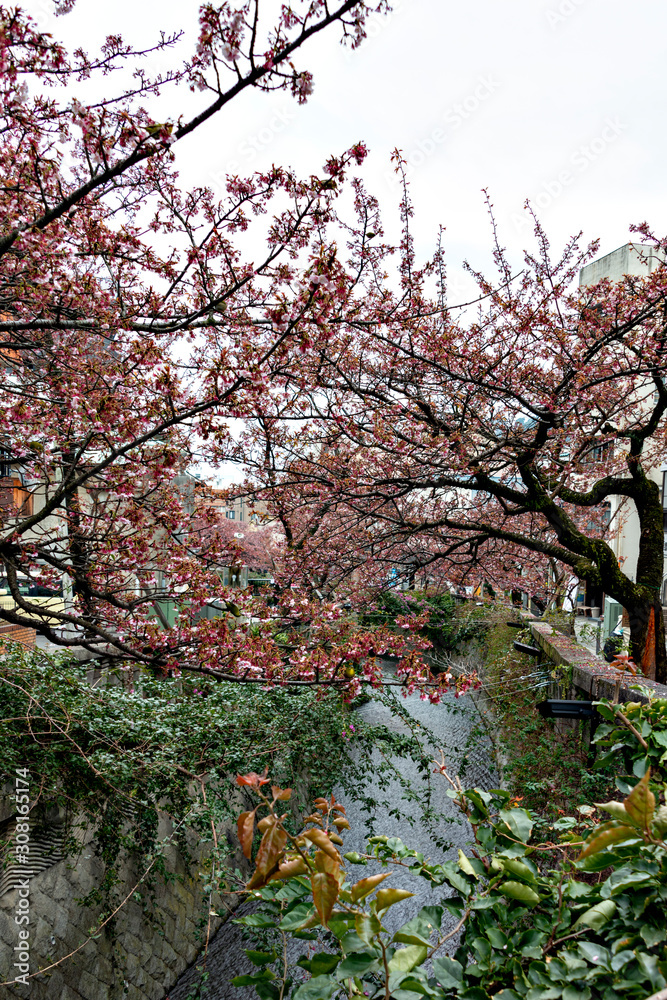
<box><xmin>246</xmin><ymin>822</ymin><xmax>287</xmax><ymax>889</ymax></box>
<box><xmin>303</xmin><ymin>813</ymin><xmax>324</xmax><ymax>826</ymax></box>
<box><xmin>311</xmin><ymin>872</ymin><xmax>339</xmax><ymax>926</ymax></box>
<box><xmin>333</xmin><ymin>817</ymin><xmax>350</xmax><ymax>830</ymax></box>
<box><xmin>578</xmin><ymin>822</ymin><xmax>639</xmax><ymax>860</ymax></box>
<box><xmin>268</xmin><ymin>857</ymin><xmax>310</xmax><ymax>881</ymax></box>
<box><xmin>304</xmin><ymin>828</ymin><xmax>341</xmax><ymax>862</ymax></box>
<box><xmin>314</xmin><ymin>849</ymin><xmax>340</xmax><ymax>877</ymax></box>
<box><xmin>350</xmin><ymin>872</ymin><xmax>391</xmax><ymax>902</ymax></box>
<box><xmin>237</xmin><ymin>809</ymin><xmax>256</xmax><ymax>860</ymax></box>
<box><xmin>624</xmin><ymin>770</ymin><xmax>655</xmax><ymax>831</ymax></box>
<box><xmin>236</xmin><ymin>769</ymin><xmax>270</xmax><ymax>787</ymax></box>
<box><xmin>375</xmin><ymin>887</ymin><xmax>415</xmax><ymax>913</ymax></box>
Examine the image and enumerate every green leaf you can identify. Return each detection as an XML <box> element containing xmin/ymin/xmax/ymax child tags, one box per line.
<box><xmin>232</xmin><ymin>970</ymin><xmax>275</xmax><ymax>986</ymax></box>
<box><xmin>235</xmin><ymin>913</ymin><xmax>276</xmax><ymax>928</ymax></box>
<box><xmin>255</xmin><ymin>983</ymin><xmax>281</xmax><ymax>1000</ymax></box>
<box><xmin>343</xmin><ymin>851</ymin><xmax>367</xmax><ymax>864</ymax></box>
<box><xmin>465</xmin><ymin>789</ymin><xmax>491</xmax><ymax>815</ymax></box>
<box><xmin>310</xmin><ymin>953</ymin><xmax>340</xmax><ymax>976</ymax></box>
<box><xmin>641</xmin><ymin>925</ymin><xmax>666</xmax><ymax>947</ymax></box>
<box><xmin>486</xmin><ymin>927</ymin><xmax>509</xmax><ymax>950</ymax></box>
<box><xmin>457</xmin><ymin>849</ymin><xmax>479</xmax><ymax>878</ymax></box>
<box><xmin>327</xmin><ymin>914</ymin><xmax>354</xmax><ymax>940</ymax></box>
<box><xmin>375</xmin><ymin>887</ymin><xmax>415</xmax><ymax>914</ymax></box>
<box><xmin>245</xmin><ymin>949</ymin><xmax>276</xmax><ymax>967</ymax></box>
<box><xmin>604</xmin><ymin>866</ymin><xmax>655</xmax><ymax>894</ymax></box>
<box><xmin>499</xmin><ymin>880</ymin><xmax>541</xmax><ymax>906</ymax></box>
<box><xmin>340</xmin><ymin>929</ymin><xmax>368</xmax><ymax>953</ymax></box>
<box><xmin>336</xmin><ymin>951</ymin><xmax>378</xmax><ymax>979</ymax></box>
<box><xmin>578</xmin><ymin>942</ymin><xmax>610</xmax><ymax>967</ymax></box>
<box><xmin>393</xmin><ymin>906</ymin><xmax>443</xmax><ymax>947</ymax></box>
<box><xmin>432</xmin><ymin>955</ymin><xmax>464</xmax><ymax>988</ymax></box>
<box><xmin>398</xmin><ymin>977</ymin><xmax>439</xmax><ymax>997</ymax></box>
<box><xmin>279</xmin><ymin>903</ymin><xmax>315</xmax><ymax>931</ymax></box>
<box><xmin>637</xmin><ymin>951</ymin><xmax>664</xmax><ymax>987</ymax></box>
<box><xmin>653</xmin><ymin>806</ymin><xmax>667</xmax><ymax>837</ymax></box>
<box><xmin>499</xmin><ymin>807</ymin><xmax>534</xmax><ymax>844</ymax></box>
<box><xmin>563</xmin><ymin>879</ymin><xmax>593</xmax><ymax>899</ymax></box>
<box><xmin>388</xmin><ymin>944</ymin><xmax>428</xmax><ymax>973</ymax></box>
<box><xmin>594</xmin><ymin>800</ymin><xmax>629</xmax><ymax>822</ymax></box>
<box><xmin>572</xmin><ymin>899</ymin><xmax>617</xmax><ymax>930</ymax></box>
<box><xmin>439</xmin><ymin>861</ymin><xmax>473</xmax><ymax>895</ymax></box>
<box><xmin>563</xmin><ymin>989</ymin><xmax>590</xmax><ymax>1000</ymax></box>
<box><xmin>292</xmin><ymin>974</ymin><xmax>338</xmax><ymax>1000</ymax></box>
<box><xmin>624</xmin><ymin>770</ymin><xmax>655</xmax><ymax>830</ymax></box>
<box><xmin>355</xmin><ymin>911</ymin><xmax>382</xmax><ymax>945</ymax></box>
<box><xmin>500</xmin><ymin>857</ymin><xmax>537</xmax><ymax>882</ymax></box>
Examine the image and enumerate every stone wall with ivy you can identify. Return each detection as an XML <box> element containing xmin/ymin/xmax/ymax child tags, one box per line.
<box><xmin>0</xmin><ymin>803</ymin><xmax>239</xmax><ymax>1000</ymax></box>
<box><xmin>0</xmin><ymin>640</ymin><xmax>441</xmax><ymax>999</ymax></box>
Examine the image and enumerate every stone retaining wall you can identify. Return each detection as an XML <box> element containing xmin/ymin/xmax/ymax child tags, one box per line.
<box><xmin>528</xmin><ymin>618</ymin><xmax>667</xmax><ymax>704</ymax></box>
<box><xmin>0</xmin><ymin>802</ymin><xmax>246</xmax><ymax>1000</ymax></box>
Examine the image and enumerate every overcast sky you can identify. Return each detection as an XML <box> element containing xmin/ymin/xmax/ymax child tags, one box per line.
<box><xmin>27</xmin><ymin>0</ymin><xmax>667</xmax><ymax>306</ymax></box>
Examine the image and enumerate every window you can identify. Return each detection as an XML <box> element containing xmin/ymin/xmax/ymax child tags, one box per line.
<box><xmin>583</xmin><ymin>440</ymin><xmax>614</xmax><ymax>465</ymax></box>
<box><xmin>226</xmin><ymin>510</ymin><xmax>235</xmax><ymax>519</ymax></box>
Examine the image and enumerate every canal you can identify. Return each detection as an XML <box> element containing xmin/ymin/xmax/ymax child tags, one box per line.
<box><xmin>166</xmin><ymin>678</ymin><xmax>498</xmax><ymax>999</ymax></box>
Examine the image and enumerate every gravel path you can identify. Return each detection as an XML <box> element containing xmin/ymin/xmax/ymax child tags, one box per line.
<box><xmin>165</xmin><ymin>680</ymin><xmax>497</xmax><ymax>1000</ymax></box>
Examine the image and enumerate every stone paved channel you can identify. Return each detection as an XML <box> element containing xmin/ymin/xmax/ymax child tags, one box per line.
<box><xmin>165</xmin><ymin>680</ymin><xmax>498</xmax><ymax>1000</ymax></box>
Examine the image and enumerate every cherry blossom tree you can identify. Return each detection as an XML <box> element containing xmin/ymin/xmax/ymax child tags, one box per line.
<box><xmin>0</xmin><ymin>0</ymin><xmax>458</xmax><ymax>695</ymax></box>
<box><xmin>238</xmin><ymin>173</ymin><xmax>667</xmax><ymax>683</ymax></box>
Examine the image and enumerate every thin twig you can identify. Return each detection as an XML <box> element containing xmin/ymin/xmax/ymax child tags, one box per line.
<box><xmin>610</xmin><ymin>706</ymin><xmax>649</xmax><ymax>750</ymax></box>
<box><xmin>428</xmin><ymin>909</ymin><xmax>471</xmax><ymax>959</ymax></box>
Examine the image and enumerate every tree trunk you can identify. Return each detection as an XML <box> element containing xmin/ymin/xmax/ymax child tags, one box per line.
<box><xmin>628</xmin><ymin>596</ymin><xmax>667</xmax><ymax>684</ymax></box>
<box><xmin>627</xmin><ymin>475</ymin><xmax>666</xmax><ymax>683</ymax></box>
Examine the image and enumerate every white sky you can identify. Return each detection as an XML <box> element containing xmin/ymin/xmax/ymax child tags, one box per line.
<box><xmin>29</xmin><ymin>0</ymin><xmax>667</xmax><ymax>302</ymax></box>
<box><xmin>22</xmin><ymin>0</ymin><xmax>667</xmax><ymax>479</ymax></box>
